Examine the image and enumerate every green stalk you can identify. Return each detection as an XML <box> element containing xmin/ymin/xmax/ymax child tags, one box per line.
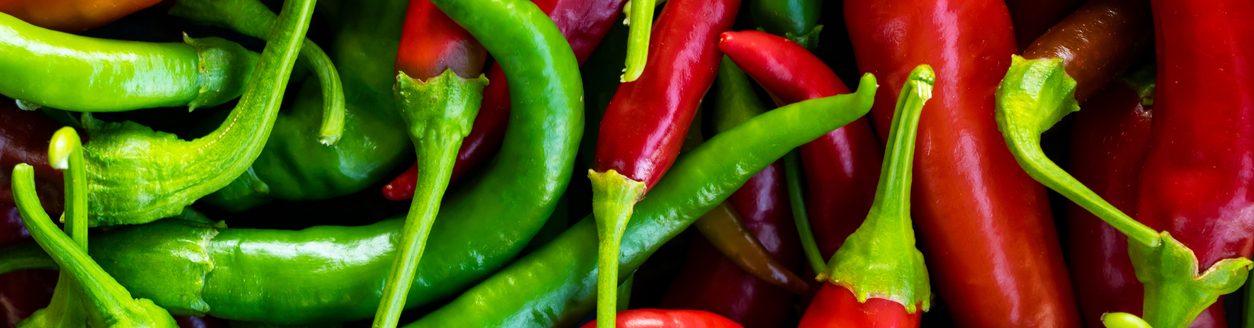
<box><xmin>589</xmin><ymin>170</ymin><xmax>646</xmax><ymax>328</ymax></box>
<box><xmin>785</xmin><ymin>153</ymin><xmax>826</xmax><ymax>276</ymax></box>
<box><xmin>372</xmin><ymin>69</ymin><xmax>486</xmax><ymax>328</ymax></box>
<box><xmin>20</xmin><ymin>127</ymin><xmax>89</xmax><ymax>327</ymax></box>
<box><xmin>621</xmin><ymin>0</ymin><xmax>655</xmax><ymax>82</ymax></box>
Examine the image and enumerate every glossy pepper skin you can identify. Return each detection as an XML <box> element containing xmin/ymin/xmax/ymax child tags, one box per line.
<box><xmin>406</xmin><ymin>75</ymin><xmax>878</xmax><ymax>328</ymax></box>
<box><xmin>1004</xmin><ymin>0</ymin><xmax>1082</xmax><ymax>49</ymax></box>
<box><xmin>660</xmin><ymin>59</ymin><xmax>801</xmax><ymax>328</ymax></box>
<box><xmin>382</xmin><ymin>0</ymin><xmax>627</xmax><ymax>201</ymax></box>
<box><xmin>1135</xmin><ymin>0</ymin><xmax>1254</xmax><ymax>324</ymax></box>
<box><xmin>844</xmin><ymin>0</ymin><xmax>1080</xmax><ymax>326</ymax></box>
<box><xmin>0</xmin><ymin>12</ymin><xmax>257</xmax><ymax>112</ymax></box>
<box><xmin>719</xmin><ymin>30</ymin><xmax>882</xmax><ymax>258</ymax></box>
<box><xmin>580</xmin><ymin>309</ymin><xmax>742</xmax><ymax>328</ymax></box>
<box><xmin>800</xmin><ymin>285</ymin><xmax>920</xmax><ymax>328</ymax></box>
<box><xmin>748</xmin><ymin>0</ymin><xmax>820</xmax><ymax>48</ymax></box>
<box><xmin>1023</xmin><ymin>0</ymin><xmax>1151</xmax><ymax>103</ymax></box>
<box><xmin>0</xmin><ymin>0</ymin><xmax>159</xmax><ymax>32</ymax></box>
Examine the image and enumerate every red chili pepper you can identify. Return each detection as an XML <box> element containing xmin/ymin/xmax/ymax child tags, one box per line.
<box><xmin>589</xmin><ymin>0</ymin><xmax>739</xmax><ymax>325</ymax></box>
<box><xmin>844</xmin><ymin>0</ymin><xmax>1080</xmax><ymax>326</ymax></box>
<box><xmin>1134</xmin><ymin>0</ymin><xmax>1254</xmax><ymax>324</ymax></box>
<box><xmin>382</xmin><ymin>0</ymin><xmax>627</xmax><ymax>201</ymax></box>
<box><xmin>0</xmin><ymin>104</ymin><xmax>59</xmax><ymax>328</ymax></box>
<box><xmin>718</xmin><ymin>30</ymin><xmax>882</xmax><ymax>258</ymax></box>
<box><xmin>579</xmin><ymin>309</ymin><xmax>743</xmax><ymax>328</ymax></box>
<box><xmin>1022</xmin><ymin>0</ymin><xmax>1151</xmax><ymax>103</ymax></box>
<box><xmin>799</xmin><ymin>285</ymin><xmax>920</xmax><ymax>328</ymax></box>
<box><xmin>0</xmin><ymin>0</ymin><xmax>160</xmax><ymax>32</ymax></box>
<box><xmin>1004</xmin><ymin>0</ymin><xmax>1082</xmax><ymax>49</ymax></box>
<box><xmin>392</xmin><ymin>0</ymin><xmax>485</xmax><ymax>80</ymax></box>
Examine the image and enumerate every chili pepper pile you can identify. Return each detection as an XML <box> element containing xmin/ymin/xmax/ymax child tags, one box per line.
<box><xmin>1</xmin><ymin>0</ymin><xmax>1252</xmax><ymax>327</ymax></box>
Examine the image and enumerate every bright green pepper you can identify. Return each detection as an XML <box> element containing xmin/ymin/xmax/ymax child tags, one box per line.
<box><xmin>407</xmin><ymin>73</ymin><xmax>878</xmax><ymax>328</ymax></box>
<box><xmin>0</xmin><ymin>12</ymin><xmax>256</xmax><ymax>112</ymax></box>
<box><xmin>749</xmin><ymin>0</ymin><xmax>821</xmax><ymax>48</ymax></box>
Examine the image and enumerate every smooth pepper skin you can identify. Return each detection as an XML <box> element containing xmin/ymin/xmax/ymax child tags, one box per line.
<box><xmin>1004</xmin><ymin>0</ymin><xmax>1081</xmax><ymax>49</ymax></box>
<box><xmin>406</xmin><ymin>75</ymin><xmax>877</xmax><ymax>328</ymax></box>
<box><xmin>844</xmin><ymin>0</ymin><xmax>1080</xmax><ymax>326</ymax></box>
<box><xmin>748</xmin><ymin>0</ymin><xmax>820</xmax><ymax>48</ymax></box>
<box><xmin>382</xmin><ymin>0</ymin><xmax>626</xmax><ymax>201</ymax></box>
<box><xmin>660</xmin><ymin>59</ymin><xmax>802</xmax><ymax>328</ymax></box>
<box><xmin>1023</xmin><ymin>0</ymin><xmax>1151</xmax><ymax>103</ymax></box>
<box><xmin>799</xmin><ymin>285</ymin><xmax>920</xmax><ymax>328</ymax></box>
<box><xmin>579</xmin><ymin>309</ymin><xmax>742</xmax><ymax>328</ymax></box>
<box><xmin>1136</xmin><ymin>0</ymin><xmax>1254</xmax><ymax>324</ymax></box>
<box><xmin>0</xmin><ymin>0</ymin><xmax>159</xmax><ymax>32</ymax></box>
<box><xmin>0</xmin><ymin>12</ymin><xmax>257</xmax><ymax>112</ymax></box>
<box><xmin>719</xmin><ymin>30</ymin><xmax>882</xmax><ymax>258</ymax></box>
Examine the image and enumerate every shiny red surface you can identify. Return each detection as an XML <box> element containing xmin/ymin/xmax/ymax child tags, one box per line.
<box><xmin>660</xmin><ymin>163</ymin><xmax>799</xmax><ymax>328</ymax></box>
<box><xmin>798</xmin><ymin>284</ymin><xmax>920</xmax><ymax>328</ymax></box>
<box><xmin>383</xmin><ymin>0</ymin><xmax>626</xmax><ymax>201</ymax></box>
<box><xmin>1134</xmin><ymin>0</ymin><xmax>1254</xmax><ymax>324</ymax></box>
<box><xmin>718</xmin><ymin>30</ymin><xmax>882</xmax><ymax>257</ymax></box>
<box><xmin>592</xmin><ymin>0</ymin><xmax>739</xmax><ymax>187</ymax></box>
<box><xmin>1065</xmin><ymin>83</ymin><xmax>1152</xmax><ymax>327</ymax></box>
<box><xmin>393</xmin><ymin>0</ymin><xmax>485</xmax><ymax>79</ymax></box>
<box><xmin>844</xmin><ymin>0</ymin><xmax>1079</xmax><ymax>326</ymax></box>
<box><xmin>580</xmin><ymin>309</ymin><xmax>742</xmax><ymax>328</ymax></box>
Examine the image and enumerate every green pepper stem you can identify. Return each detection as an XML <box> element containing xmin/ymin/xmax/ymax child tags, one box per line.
<box><xmin>1102</xmin><ymin>312</ymin><xmax>1152</xmax><ymax>328</ymax></box>
<box><xmin>27</xmin><ymin>127</ymin><xmax>90</xmax><ymax>327</ymax></box>
<box><xmin>0</xmin><ymin>244</ymin><xmax>55</xmax><ymax>274</ymax></box>
<box><xmin>373</xmin><ymin>70</ymin><xmax>486</xmax><ymax>328</ymax></box>
<box><xmin>693</xmin><ymin>203</ymin><xmax>811</xmax><ymax>294</ymax></box>
<box><xmin>784</xmin><ymin>152</ymin><xmax>827</xmax><ymax>276</ymax></box>
<box><xmin>994</xmin><ymin>55</ymin><xmax>1160</xmax><ymax>248</ymax></box>
<box><xmin>589</xmin><ymin>169</ymin><xmax>646</xmax><ymax>328</ymax></box>
<box><xmin>823</xmin><ymin>65</ymin><xmax>933</xmax><ymax>313</ymax></box>
<box><xmin>170</xmin><ymin>0</ymin><xmax>346</xmax><ymax>144</ymax></box>
<box><xmin>621</xmin><ymin>0</ymin><xmax>655</xmax><ymax>82</ymax></box>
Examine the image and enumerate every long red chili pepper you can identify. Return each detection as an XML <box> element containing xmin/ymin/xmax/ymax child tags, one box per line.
<box><xmin>1023</xmin><ymin>0</ymin><xmax>1151</xmax><ymax>103</ymax></box>
<box><xmin>589</xmin><ymin>0</ymin><xmax>738</xmax><ymax>325</ymax></box>
<box><xmin>580</xmin><ymin>309</ymin><xmax>742</xmax><ymax>328</ymax></box>
<box><xmin>844</xmin><ymin>0</ymin><xmax>1080</xmax><ymax>326</ymax></box>
<box><xmin>718</xmin><ymin>30</ymin><xmax>883</xmax><ymax>259</ymax></box>
<box><xmin>0</xmin><ymin>0</ymin><xmax>160</xmax><ymax>32</ymax></box>
<box><xmin>381</xmin><ymin>0</ymin><xmax>627</xmax><ymax>201</ymax></box>
<box><xmin>1004</xmin><ymin>0</ymin><xmax>1081</xmax><ymax>49</ymax></box>
<box><xmin>1134</xmin><ymin>0</ymin><xmax>1254</xmax><ymax>325</ymax></box>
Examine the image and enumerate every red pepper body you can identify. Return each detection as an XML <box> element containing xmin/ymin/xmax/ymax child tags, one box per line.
<box><xmin>579</xmin><ymin>309</ymin><xmax>743</xmax><ymax>328</ymax></box>
<box><xmin>592</xmin><ymin>0</ymin><xmax>739</xmax><ymax>188</ymax></box>
<box><xmin>1065</xmin><ymin>82</ymin><xmax>1153</xmax><ymax>327</ymax></box>
<box><xmin>1004</xmin><ymin>0</ymin><xmax>1082</xmax><ymax>49</ymax></box>
<box><xmin>798</xmin><ymin>284</ymin><xmax>920</xmax><ymax>328</ymax></box>
<box><xmin>0</xmin><ymin>104</ymin><xmax>63</xmax><ymax>326</ymax></box>
<box><xmin>0</xmin><ymin>0</ymin><xmax>160</xmax><ymax>32</ymax></box>
<box><xmin>383</xmin><ymin>0</ymin><xmax>626</xmax><ymax>200</ymax></box>
<box><xmin>660</xmin><ymin>163</ymin><xmax>798</xmax><ymax>328</ymax></box>
<box><xmin>718</xmin><ymin>30</ymin><xmax>882</xmax><ymax>257</ymax></box>
<box><xmin>1134</xmin><ymin>0</ymin><xmax>1254</xmax><ymax>324</ymax></box>
<box><xmin>393</xmin><ymin>0</ymin><xmax>485</xmax><ymax>79</ymax></box>
<box><xmin>844</xmin><ymin>1</ymin><xmax>1079</xmax><ymax>326</ymax></box>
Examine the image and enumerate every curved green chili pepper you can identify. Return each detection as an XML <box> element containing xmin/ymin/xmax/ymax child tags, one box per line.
<box><xmin>749</xmin><ymin>0</ymin><xmax>821</xmax><ymax>48</ymax></box>
<box><xmin>169</xmin><ymin>0</ymin><xmax>346</xmax><ymax>144</ymax></box>
<box><xmin>407</xmin><ymin>74</ymin><xmax>877</xmax><ymax>328</ymax></box>
<box><xmin>621</xmin><ymin>0</ymin><xmax>655</xmax><ymax>82</ymax></box>
<box><xmin>0</xmin><ymin>12</ymin><xmax>257</xmax><ymax>112</ymax></box>
<box><xmin>82</xmin><ymin>0</ymin><xmax>317</xmax><ymax>225</ymax></box>
<box><xmin>373</xmin><ymin>69</ymin><xmax>486</xmax><ymax>327</ymax></box>
<box><xmin>207</xmin><ymin>0</ymin><xmax>410</xmax><ymax>207</ymax></box>
<box><xmin>13</xmin><ymin>127</ymin><xmax>178</xmax><ymax>328</ymax></box>
<box><xmin>995</xmin><ymin>55</ymin><xmax>1253</xmax><ymax>328</ymax></box>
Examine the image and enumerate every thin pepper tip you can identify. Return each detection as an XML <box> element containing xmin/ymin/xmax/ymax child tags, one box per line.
<box><xmin>48</xmin><ymin>126</ymin><xmax>81</xmax><ymax>170</ymax></box>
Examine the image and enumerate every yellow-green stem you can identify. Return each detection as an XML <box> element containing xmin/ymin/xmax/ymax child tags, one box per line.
<box><xmin>589</xmin><ymin>169</ymin><xmax>646</xmax><ymax>328</ymax></box>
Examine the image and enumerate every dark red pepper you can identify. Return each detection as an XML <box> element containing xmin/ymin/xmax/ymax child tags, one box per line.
<box><xmin>1004</xmin><ymin>0</ymin><xmax>1082</xmax><ymax>49</ymax></box>
<box><xmin>718</xmin><ymin>30</ymin><xmax>882</xmax><ymax>258</ymax></box>
<box><xmin>382</xmin><ymin>0</ymin><xmax>627</xmax><ymax>201</ymax></box>
<box><xmin>1023</xmin><ymin>0</ymin><xmax>1151</xmax><ymax>103</ymax></box>
<box><xmin>1134</xmin><ymin>0</ymin><xmax>1254</xmax><ymax>324</ymax></box>
<box><xmin>580</xmin><ymin>309</ymin><xmax>742</xmax><ymax>328</ymax></box>
<box><xmin>844</xmin><ymin>0</ymin><xmax>1080</xmax><ymax>326</ymax></box>
<box><xmin>0</xmin><ymin>104</ymin><xmax>60</xmax><ymax>327</ymax></box>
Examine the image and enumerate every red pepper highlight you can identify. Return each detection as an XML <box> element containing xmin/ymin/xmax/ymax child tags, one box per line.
<box><xmin>1134</xmin><ymin>0</ymin><xmax>1254</xmax><ymax>324</ymax></box>
<box><xmin>798</xmin><ymin>285</ymin><xmax>921</xmax><ymax>328</ymax></box>
<box><xmin>579</xmin><ymin>309</ymin><xmax>743</xmax><ymax>328</ymax></box>
<box><xmin>844</xmin><ymin>0</ymin><xmax>1079</xmax><ymax>326</ymax></box>
<box><xmin>382</xmin><ymin>0</ymin><xmax>627</xmax><ymax>201</ymax></box>
<box><xmin>718</xmin><ymin>30</ymin><xmax>882</xmax><ymax>257</ymax></box>
<box><xmin>393</xmin><ymin>0</ymin><xmax>485</xmax><ymax>80</ymax></box>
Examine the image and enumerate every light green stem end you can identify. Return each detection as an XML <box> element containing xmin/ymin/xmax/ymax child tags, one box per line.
<box><xmin>589</xmin><ymin>169</ymin><xmax>646</xmax><ymax>328</ymax></box>
<box><xmin>1131</xmin><ymin>233</ymin><xmax>1252</xmax><ymax>328</ymax></box>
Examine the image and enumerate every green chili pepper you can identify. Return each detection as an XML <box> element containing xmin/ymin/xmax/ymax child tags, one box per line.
<box><xmin>621</xmin><ymin>0</ymin><xmax>655</xmax><ymax>82</ymax></box>
<box><xmin>749</xmin><ymin>0</ymin><xmax>821</xmax><ymax>48</ymax></box>
<box><xmin>0</xmin><ymin>12</ymin><xmax>257</xmax><ymax>112</ymax></box>
<box><xmin>207</xmin><ymin>0</ymin><xmax>411</xmax><ymax>208</ymax></box>
<box><xmin>995</xmin><ymin>55</ymin><xmax>1253</xmax><ymax>328</ymax></box>
<box><xmin>407</xmin><ymin>74</ymin><xmax>878</xmax><ymax>328</ymax></box>
<box><xmin>14</xmin><ymin>128</ymin><xmax>178</xmax><ymax>328</ymax></box>
<box><xmin>169</xmin><ymin>0</ymin><xmax>346</xmax><ymax>144</ymax></box>
<box><xmin>79</xmin><ymin>0</ymin><xmax>316</xmax><ymax>225</ymax></box>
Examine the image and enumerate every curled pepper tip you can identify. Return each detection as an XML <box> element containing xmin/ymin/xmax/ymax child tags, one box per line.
<box><xmin>1101</xmin><ymin>312</ymin><xmax>1152</xmax><ymax>328</ymax></box>
<box><xmin>48</xmin><ymin>127</ymin><xmax>81</xmax><ymax>170</ymax></box>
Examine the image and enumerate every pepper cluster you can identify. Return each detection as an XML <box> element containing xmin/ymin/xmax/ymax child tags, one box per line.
<box><xmin>0</xmin><ymin>0</ymin><xmax>1252</xmax><ymax>327</ymax></box>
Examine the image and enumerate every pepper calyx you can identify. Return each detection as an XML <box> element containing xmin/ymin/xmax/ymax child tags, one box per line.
<box><xmin>394</xmin><ymin>69</ymin><xmax>488</xmax><ymax>143</ymax></box>
<box><xmin>1131</xmin><ymin>232</ymin><xmax>1252</xmax><ymax>328</ymax></box>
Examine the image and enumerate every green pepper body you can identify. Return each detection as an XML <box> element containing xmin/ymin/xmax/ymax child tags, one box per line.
<box><xmin>0</xmin><ymin>12</ymin><xmax>257</xmax><ymax>112</ymax></box>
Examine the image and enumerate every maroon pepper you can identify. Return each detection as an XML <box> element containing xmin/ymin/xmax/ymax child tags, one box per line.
<box><xmin>0</xmin><ymin>103</ymin><xmax>61</xmax><ymax>327</ymax></box>
<box><xmin>382</xmin><ymin>0</ymin><xmax>627</xmax><ymax>201</ymax></box>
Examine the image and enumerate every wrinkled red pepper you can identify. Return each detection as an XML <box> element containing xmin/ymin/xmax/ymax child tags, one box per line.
<box><xmin>1134</xmin><ymin>0</ymin><xmax>1254</xmax><ymax>324</ymax></box>
<box><xmin>844</xmin><ymin>0</ymin><xmax>1080</xmax><ymax>326</ymax></box>
<box><xmin>382</xmin><ymin>0</ymin><xmax>627</xmax><ymax>201</ymax></box>
<box><xmin>580</xmin><ymin>309</ymin><xmax>742</xmax><ymax>328</ymax></box>
<box><xmin>718</xmin><ymin>30</ymin><xmax>882</xmax><ymax>258</ymax></box>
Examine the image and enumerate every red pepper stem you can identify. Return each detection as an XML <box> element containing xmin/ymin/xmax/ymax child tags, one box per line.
<box><xmin>994</xmin><ymin>55</ymin><xmax>1159</xmax><ymax>248</ymax></box>
<box><xmin>621</xmin><ymin>0</ymin><xmax>655</xmax><ymax>82</ymax></box>
<box><xmin>589</xmin><ymin>169</ymin><xmax>646</xmax><ymax>328</ymax></box>
<box><xmin>374</xmin><ymin>70</ymin><xmax>486</xmax><ymax>328</ymax></box>
<box><xmin>823</xmin><ymin>65</ymin><xmax>934</xmax><ymax>313</ymax></box>
<box><xmin>784</xmin><ymin>152</ymin><xmax>826</xmax><ymax>276</ymax></box>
